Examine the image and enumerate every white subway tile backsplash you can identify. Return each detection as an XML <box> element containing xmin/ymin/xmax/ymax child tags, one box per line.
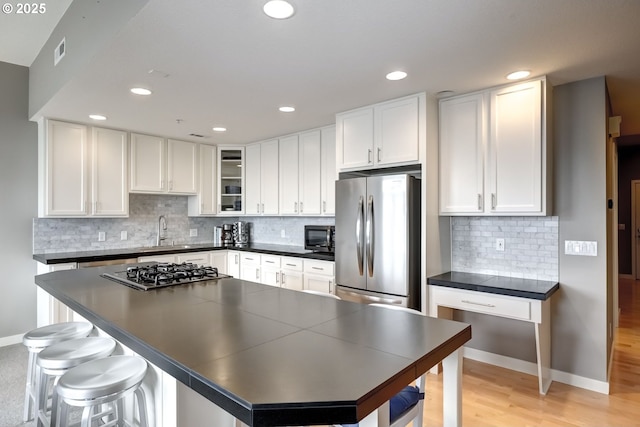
<box><xmin>451</xmin><ymin>216</ymin><xmax>559</xmax><ymax>281</ymax></box>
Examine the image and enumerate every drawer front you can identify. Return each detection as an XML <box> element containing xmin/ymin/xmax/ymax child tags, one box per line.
<box><xmin>433</xmin><ymin>287</ymin><xmax>532</xmax><ymax>321</ymax></box>
<box><xmin>176</xmin><ymin>252</ymin><xmax>211</xmax><ymax>266</ymax></box>
<box><xmin>304</xmin><ymin>259</ymin><xmax>335</xmax><ymax>276</ymax></box>
<box><xmin>261</xmin><ymin>255</ymin><xmax>281</xmax><ymax>268</ymax></box>
<box><xmin>281</xmin><ymin>256</ymin><xmax>303</xmax><ymax>272</ymax></box>
<box><xmin>241</xmin><ymin>253</ymin><xmax>261</xmax><ymax>265</ymax></box>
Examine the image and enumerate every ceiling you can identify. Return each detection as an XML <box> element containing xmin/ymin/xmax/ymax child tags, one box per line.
<box><xmin>5</xmin><ymin>0</ymin><xmax>640</xmax><ymax>144</ymax></box>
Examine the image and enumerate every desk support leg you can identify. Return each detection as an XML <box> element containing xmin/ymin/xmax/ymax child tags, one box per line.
<box><xmin>359</xmin><ymin>401</ymin><xmax>389</xmax><ymax>427</ymax></box>
<box><xmin>535</xmin><ymin>300</ymin><xmax>552</xmax><ymax>394</ymax></box>
<box><xmin>442</xmin><ymin>348</ymin><xmax>462</xmax><ymax>427</ymax></box>
<box><xmin>430</xmin><ymin>305</ymin><xmax>454</xmax><ymax>375</ymax></box>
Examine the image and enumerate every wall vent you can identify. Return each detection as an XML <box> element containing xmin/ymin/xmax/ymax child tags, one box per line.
<box><xmin>54</xmin><ymin>38</ymin><xmax>66</xmax><ymax>66</ymax></box>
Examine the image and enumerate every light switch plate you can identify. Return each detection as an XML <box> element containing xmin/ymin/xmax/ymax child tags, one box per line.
<box><xmin>98</xmin><ymin>231</ymin><xmax>106</xmax><ymax>242</ymax></box>
<box><xmin>120</xmin><ymin>231</ymin><xmax>127</xmax><ymax>240</ymax></box>
<box><xmin>564</xmin><ymin>240</ymin><xmax>597</xmax><ymax>256</ymax></box>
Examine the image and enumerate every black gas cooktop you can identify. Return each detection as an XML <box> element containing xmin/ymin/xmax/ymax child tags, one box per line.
<box><xmin>102</xmin><ymin>262</ymin><xmax>232</xmax><ymax>290</ymax></box>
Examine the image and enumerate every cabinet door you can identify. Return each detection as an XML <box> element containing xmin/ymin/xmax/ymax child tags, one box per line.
<box><xmin>244</xmin><ymin>143</ymin><xmax>262</xmax><ymax>215</ymax></box>
<box><xmin>261</xmin><ymin>266</ymin><xmax>281</xmax><ymax>287</ymax></box>
<box><xmin>218</xmin><ymin>147</ymin><xmax>244</xmax><ymax>214</ymax></box>
<box><xmin>227</xmin><ymin>251</ymin><xmax>240</xmax><ymax>278</ymax></box>
<box><xmin>138</xmin><ymin>254</ymin><xmax>176</xmax><ymax>263</ymax></box>
<box><xmin>439</xmin><ymin>93</ymin><xmax>485</xmax><ymax>214</ymax></box>
<box><xmin>279</xmin><ymin>135</ymin><xmax>300</xmax><ymax>215</ymax></box>
<box><xmin>168</xmin><ymin>139</ymin><xmax>197</xmax><ymax>194</ymax></box>
<box><xmin>303</xmin><ymin>274</ymin><xmax>333</xmax><ymax>293</ymax></box>
<box><xmin>336</xmin><ymin>107</ymin><xmax>374</xmax><ymax>170</ymax></box>
<box><xmin>260</xmin><ymin>139</ymin><xmax>279</xmax><ymax>215</ymax></box>
<box><xmin>375</xmin><ymin>96</ymin><xmax>420</xmax><ymax>166</ymax></box>
<box><xmin>45</xmin><ymin>120</ymin><xmax>88</xmax><ymax>216</ymax></box>
<box><xmin>320</xmin><ymin>126</ymin><xmax>337</xmax><ymax>215</ymax></box>
<box><xmin>299</xmin><ymin>130</ymin><xmax>321</xmax><ymax>215</ymax></box>
<box><xmin>281</xmin><ymin>270</ymin><xmax>303</xmax><ymax>291</ymax></box>
<box><xmin>210</xmin><ymin>251</ymin><xmax>228</xmax><ymax>274</ymax></box>
<box><xmin>189</xmin><ymin>144</ymin><xmax>216</xmax><ymax>215</ymax></box>
<box><xmin>92</xmin><ymin>127</ymin><xmax>128</xmax><ymax>216</ymax></box>
<box><xmin>130</xmin><ymin>133</ymin><xmax>165</xmax><ymax>192</ymax></box>
<box><xmin>489</xmin><ymin>80</ymin><xmax>543</xmax><ymax>213</ymax></box>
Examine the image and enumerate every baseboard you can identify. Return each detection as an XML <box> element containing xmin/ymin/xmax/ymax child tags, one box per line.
<box><xmin>0</xmin><ymin>333</ymin><xmax>24</xmax><ymax>347</ymax></box>
<box><xmin>619</xmin><ymin>274</ymin><xmax>634</xmax><ymax>280</ymax></box>
<box><xmin>463</xmin><ymin>347</ymin><xmax>610</xmax><ymax>395</ymax></box>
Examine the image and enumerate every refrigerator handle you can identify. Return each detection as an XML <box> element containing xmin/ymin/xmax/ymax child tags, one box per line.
<box><xmin>366</xmin><ymin>195</ymin><xmax>374</xmax><ymax>277</ymax></box>
<box><xmin>356</xmin><ymin>196</ymin><xmax>364</xmax><ymax>276</ymax></box>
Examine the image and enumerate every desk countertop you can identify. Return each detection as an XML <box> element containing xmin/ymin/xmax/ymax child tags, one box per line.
<box><xmin>427</xmin><ymin>271</ymin><xmax>559</xmax><ymax>300</ymax></box>
<box><xmin>36</xmin><ymin>265</ymin><xmax>470</xmax><ymax>426</ymax></box>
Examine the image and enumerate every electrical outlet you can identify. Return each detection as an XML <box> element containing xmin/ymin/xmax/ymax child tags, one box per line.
<box><xmin>495</xmin><ymin>238</ymin><xmax>505</xmax><ymax>251</ymax></box>
<box><xmin>98</xmin><ymin>231</ymin><xmax>106</xmax><ymax>242</ymax></box>
<box><xmin>281</xmin><ymin>229</ymin><xmax>286</xmax><ymax>238</ymax></box>
<box><xmin>190</xmin><ymin>228</ymin><xmax>198</xmax><ymax>237</ymax></box>
<box><xmin>120</xmin><ymin>231</ymin><xmax>127</xmax><ymax>240</ymax></box>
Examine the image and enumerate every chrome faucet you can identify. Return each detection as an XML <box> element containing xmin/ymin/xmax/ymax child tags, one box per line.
<box><xmin>157</xmin><ymin>215</ymin><xmax>167</xmax><ymax>246</ymax></box>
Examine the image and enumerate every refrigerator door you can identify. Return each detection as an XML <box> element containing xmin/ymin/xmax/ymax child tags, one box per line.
<box><xmin>366</xmin><ymin>174</ymin><xmax>412</xmax><ymax>296</ymax></box>
<box><xmin>335</xmin><ymin>177</ymin><xmax>367</xmax><ymax>290</ymax></box>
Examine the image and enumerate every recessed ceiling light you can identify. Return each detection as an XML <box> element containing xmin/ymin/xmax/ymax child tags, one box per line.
<box><xmin>263</xmin><ymin>0</ymin><xmax>295</xmax><ymax>19</ymax></box>
<box><xmin>506</xmin><ymin>70</ymin><xmax>531</xmax><ymax>80</ymax></box>
<box><xmin>89</xmin><ymin>114</ymin><xmax>107</xmax><ymax>121</ymax></box>
<box><xmin>279</xmin><ymin>106</ymin><xmax>295</xmax><ymax>113</ymax></box>
<box><xmin>212</xmin><ymin>127</ymin><xmax>227</xmax><ymax>132</ymax></box>
<box><xmin>130</xmin><ymin>87</ymin><xmax>152</xmax><ymax>96</ymax></box>
<box><xmin>386</xmin><ymin>71</ymin><xmax>407</xmax><ymax>81</ymax></box>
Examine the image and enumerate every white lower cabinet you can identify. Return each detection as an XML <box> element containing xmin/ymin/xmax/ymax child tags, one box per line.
<box><xmin>227</xmin><ymin>251</ymin><xmax>241</xmax><ymax>278</ymax></box>
<box><xmin>239</xmin><ymin>253</ymin><xmax>261</xmax><ymax>283</ymax></box>
<box><xmin>260</xmin><ymin>255</ymin><xmax>281</xmax><ymax>287</ymax></box>
<box><xmin>36</xmin><ymin>262</ymin><xmax>77</xmax><ymax>326</ymax></box>
<box><xmin>138</xmin><ymin>254</ymin><xmax>177</xmax><ymax>263</ymax></box>
<box><xmin>303</xmin><ymin>259</ymin><xmax>335</xmax><ymax>293</ymax></box>
<box><xmin>210</xmin><ymin>251</ymin><xmax>228</xmax><ymax>274</ymax></box>
<box><xmin>280</xmin><ymin>257</ymin><xmax>304</xmax><ymax>291</ymax></box>
<box><xmin>176</xmin><ymin>251</ymin><xmax>211</xmax><ymax>266</ymax></box>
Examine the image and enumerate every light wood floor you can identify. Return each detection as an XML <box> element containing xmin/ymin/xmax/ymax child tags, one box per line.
<box><xmin>421</xmin><ymin>278</ymin><xmax>640</xmax><ymax>427</ymax></box>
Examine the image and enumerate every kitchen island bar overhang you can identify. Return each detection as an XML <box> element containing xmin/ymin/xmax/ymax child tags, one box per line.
<box><xmin>35</xmin><ymin>265</ymin><xmax>470</xmax><ymax>427</ymax></box>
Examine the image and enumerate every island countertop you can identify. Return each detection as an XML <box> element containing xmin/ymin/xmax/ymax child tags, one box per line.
<box><xmin>35</xmin><ymin>265</ymin><xmax>470</xmax><ymax>426</ymax></box>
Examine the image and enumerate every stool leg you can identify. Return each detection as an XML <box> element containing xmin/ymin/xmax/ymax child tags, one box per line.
<box><xmin>36</xmin><ymin>365</ymin><xmax>49</xmax><ymax>427</ymax></box>
<box><xmin>23</xmin><ymin>350</ymin><xmax>36</xmax><ymax>422</ymax></box>
<box><xmin>81</xmin><ymin>405</ymin><xmax>93</xmax><ymax>427</ymax></box>
<box><xmin>58</xmin><ymin>399</ymin><xmax>69</xmax><ymax>427</ymax></box>
<box><xmin>135</xmin><ymin>387</ymin><xmax>149</xmax><ymax>427</ymax></box>
<box><xmin>50</xmin><ymin>377</ymin><xmax>61</xmax><ymax>427</ymax></box>
<box><xmin>116</xmin><ymin>398</ymin><xmax>125</xmax><ymax>426</ymax></box>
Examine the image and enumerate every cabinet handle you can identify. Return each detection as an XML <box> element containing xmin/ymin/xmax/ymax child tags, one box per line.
<box><xmin>285</xmin><ymin>263</ymin><xmax>296</xmax><ymax>267</ymax></box>
<box><xmin>256</xmin><ymin>268</ymin><xmax>260</xmax><ymax>280</ymax></box>
<box><xmin>261</xmin><ymin>203</ymin><xmax>264</xmax><ymax>213</ymax></box>
<box><xmin>235</xmin><ymin>254</ymin><xmax>239</xmax><ymax>264</ymax></box>
<box><xmin>161</xmin><ymin>179</ymin><xmax>165</xmax><ymax>190</ymax></box>
<box><xmin>282</xmin><ymin>272</ymin><xmax>286</xmax><ymax>284</ymax></box>
<box><xmin>276</xmin><ymin>272</ymin><xmax>279</xmax><ymax>284</ymax></box>
<box><xmin>294</xmin><ymin>202</ymin><xmax>298</xmax><ymax>213</ymax></box>
<box><xmin>323</xmin><ymin>201</ymin><xmax>326</xmax><ymax>213</ymax></box>
<box><xmin>257</xmin><ymin>203</ymin><xmax>260</xmax><ymax>213</ymax></box>
<box><xmin>246</xmin><ymin>257</ymin><xmax>254</xmax><ymax>261</ymax></box>
<box><xmin>461</xmin><ymin>300</ymin><xmax>496</xmax><ymax>308</ymax></box>
<box><xmin>367</xmin><ymin>149</ymin><xmax>372</xmax><ymax>164</ymax></box>
<box><xmin>377</xmin><ymin>147</ymin><xmax>381</xmax><ymax>162</ymax></box>
<box><xmin>265</xmin><ymin>260</ymin><xmax>275</xmax><ymax>264</ymax></box>
<box><xmin>169</xmin><ymin>180</ymin><xmax>173</xmax><ymax>190</ymax></box>
<box><xmin>300</xmin><ymin>202</ymin><xmax>304</xmax><ymax>213</ymax></box>
<box><xmin>477</xmin><ymin>194</ymin><xmax>482</xmax><ymax>211</ymax></box>
<box><xmin>491</xmin><ymin>193</ymin><xmax>496</xmax><ymax>210</ymax></box>
<box><xmin>218</xmin><ymin>203</ymin><xmax>221</xmax><ymax>213</ymax></box>
<box><xmin>312</xmin><ymin>266</ymin><xmax>324</xmax><ymax>271</ymax></box>
<box><xmin>93</xmin><ymin>201</ymin><xmax>98</xmax><ymax>212</ymax></box>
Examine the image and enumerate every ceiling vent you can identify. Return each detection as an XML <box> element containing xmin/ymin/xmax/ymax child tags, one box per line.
<box><xmin>189</xmin><ymin>133</ymin><xmax>205</xmax><ymax>138</ymax></box>
<box><xmin>54</xmin><ymin>38</ymin><xmax>66</xmax><ymax>66</ymax></box>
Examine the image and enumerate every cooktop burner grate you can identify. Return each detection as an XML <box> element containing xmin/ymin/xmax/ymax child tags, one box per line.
<box><xmin>102</xmin><ymin>262</ymin><xmax>232</xmax><ymax>290</ymax></box>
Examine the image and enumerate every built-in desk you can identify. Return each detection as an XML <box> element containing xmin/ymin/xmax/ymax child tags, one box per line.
<box><xmin>427</xmin><ymin>271</ymin><xmax>559</xmax><ymax>394</ymax></box>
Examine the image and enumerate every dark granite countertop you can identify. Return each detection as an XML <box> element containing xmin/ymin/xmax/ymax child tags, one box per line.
<box><xmin>33</xmin><ymin>243</ymin><xmax>334</xmax><ymax>265</ymax></box>
<box><xmin>427</xmin><ymin>271</ymin><xmax>559</xmax><ymax>300</ymax></box>
<box><xmin>36</xmin><ymin>266</ymin><xmax>470</xmax><ymax>426</ymax></box>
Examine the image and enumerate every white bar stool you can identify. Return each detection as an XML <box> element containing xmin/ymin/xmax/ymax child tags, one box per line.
<box><xmin>35</xmin><ymin>336</ymin><xmax>117</xmax><ymax>427</ymax></box>
<box><xmin>22</xmin><ymin>322</ymin><xmax>94</xmax><ymax>423</ymax></box>
<box><xmin>55</xmin><ymin>355</ymin><xmax>149</xmax><ymax>427</ymax></box>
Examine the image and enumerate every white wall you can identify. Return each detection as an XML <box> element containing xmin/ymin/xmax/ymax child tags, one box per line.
<box><xmin>0</xmin><ymin>62</ymin><xmax>38</xmax><ymax>342</ymax></box>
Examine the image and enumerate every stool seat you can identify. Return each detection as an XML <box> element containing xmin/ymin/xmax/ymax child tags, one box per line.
<box><xmin>23</xmin><ymin>322</ymin><xmax>93</xmax><ymax>348</ymax></box>
<box><xmin>37</xmin><ymin>337</ymin><xmax>116</xmax><ymax>370</ymax></box>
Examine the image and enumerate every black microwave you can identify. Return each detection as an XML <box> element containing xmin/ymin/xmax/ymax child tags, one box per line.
<box><xmin>304</xmin><ymin>225</ymin><xmax>335</xmax><ymax>253</ymax></box>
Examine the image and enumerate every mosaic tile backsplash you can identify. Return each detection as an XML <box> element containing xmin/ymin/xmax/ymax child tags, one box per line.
<box><xmin>451</xmin><ymin>216</ymin><xmax>559</xmax><ymax>281</ymax></box>
<box><xmin>33</xmin><ymin>194</ymin><xmax>334</xmax><ymax>253</ymax></box>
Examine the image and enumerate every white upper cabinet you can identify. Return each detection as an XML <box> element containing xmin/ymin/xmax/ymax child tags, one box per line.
<box><xmin>188</xmin><ymin>144</ymin><xmax>217</xmax><ymax>216</ymax></box>
<box><xmin>91</xmin><ymin>127</ymin><xmax>128</xmax><ymax>216</ymax></box>
<box><xmin>130</xmin><ymin>134</ymin><xmax>196</xmax><ymax>195</ymax></box>
<box><xmin>438</xmin><ymin>78</ymin><xmax>550</xmax><ymax>216</ymax></box>
<box><xmin>40</xmin><ymin>120</ymin><xmax>128</xmax><ymax>217</ymax></box>
<box><xmin>336</xmin><ymin>93</ymin><xmax>424</xmax><ymax>172</ymax></box>
<box><xmin>167</xmin><ymin>139</ymin><xmax>197</xmax><ymax>194</ymax></box>
<box><xmin>320</xmin><ymin>126</ymin><xmax>336</xmax><ymax>215</ymax></box>
<box><xmin>279</xmin><ymin>135</ymin><xmax>300</xmax><ymax>215</ymax></box>
<box><xmin>439</xmin><ymin>93</ymin><xmax>485</xmax><ymax>214</ymax></box>
<box><xmin>299</xmin><ymin>130</ymin><xmax>322</xmax><ymax>215</ymax></box>
<box><xmin>246</xmin><ymin>140</ymin><xmax>279</xmax><ymax>216</ymax></box>
<box><xmin>217</xmin><ymin>147</ymin><xmax>244</xmax><ymax>215</ymax></box>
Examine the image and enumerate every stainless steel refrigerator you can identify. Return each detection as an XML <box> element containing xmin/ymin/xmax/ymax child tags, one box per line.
<box><xmin>335</xmin><ymin>174</ymin><xmax>421</xmax><ymax>309</ymax></box>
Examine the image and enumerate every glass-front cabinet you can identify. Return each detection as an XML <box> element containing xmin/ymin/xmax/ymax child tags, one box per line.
<box><xmin>217</xmin><ymin>146</ymin><xmax>244</xmax><ymax>215</ymax></box>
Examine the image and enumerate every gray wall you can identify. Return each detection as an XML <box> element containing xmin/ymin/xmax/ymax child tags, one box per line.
<box><xmin>553</xmin><ymin>76</ymin><xmax>609</xmax><ymax>381</ymax></box>
<box><xmin>0</xmin><ymin>62</ymin><xmax>38</xmax><ymax>339</ymax></box>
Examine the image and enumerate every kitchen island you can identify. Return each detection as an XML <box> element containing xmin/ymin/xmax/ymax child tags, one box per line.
<box><xmin>35</xmin><ymin>265</ymin><xmax>470</xmax><ymax>427</ymax></box>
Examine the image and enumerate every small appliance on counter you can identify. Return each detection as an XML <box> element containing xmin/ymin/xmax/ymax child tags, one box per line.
<box><xmin>213</xmin><ymin>226</ymin><xmax>223</xmax><ymax>245</ymax></box>
<box><xmin>304</xmin><ymin>225</ymin><xmax>335</xmax><ymax>253</ymax></box>
<box><xmin>221</xmin><ymin>224</ymin><xmax>234</xmax><ymax>246</ymax></box>
<box><xmin>233</xmin><ymin>221</ymin><xmax>250</xmax><ymax>246</ymax></box>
